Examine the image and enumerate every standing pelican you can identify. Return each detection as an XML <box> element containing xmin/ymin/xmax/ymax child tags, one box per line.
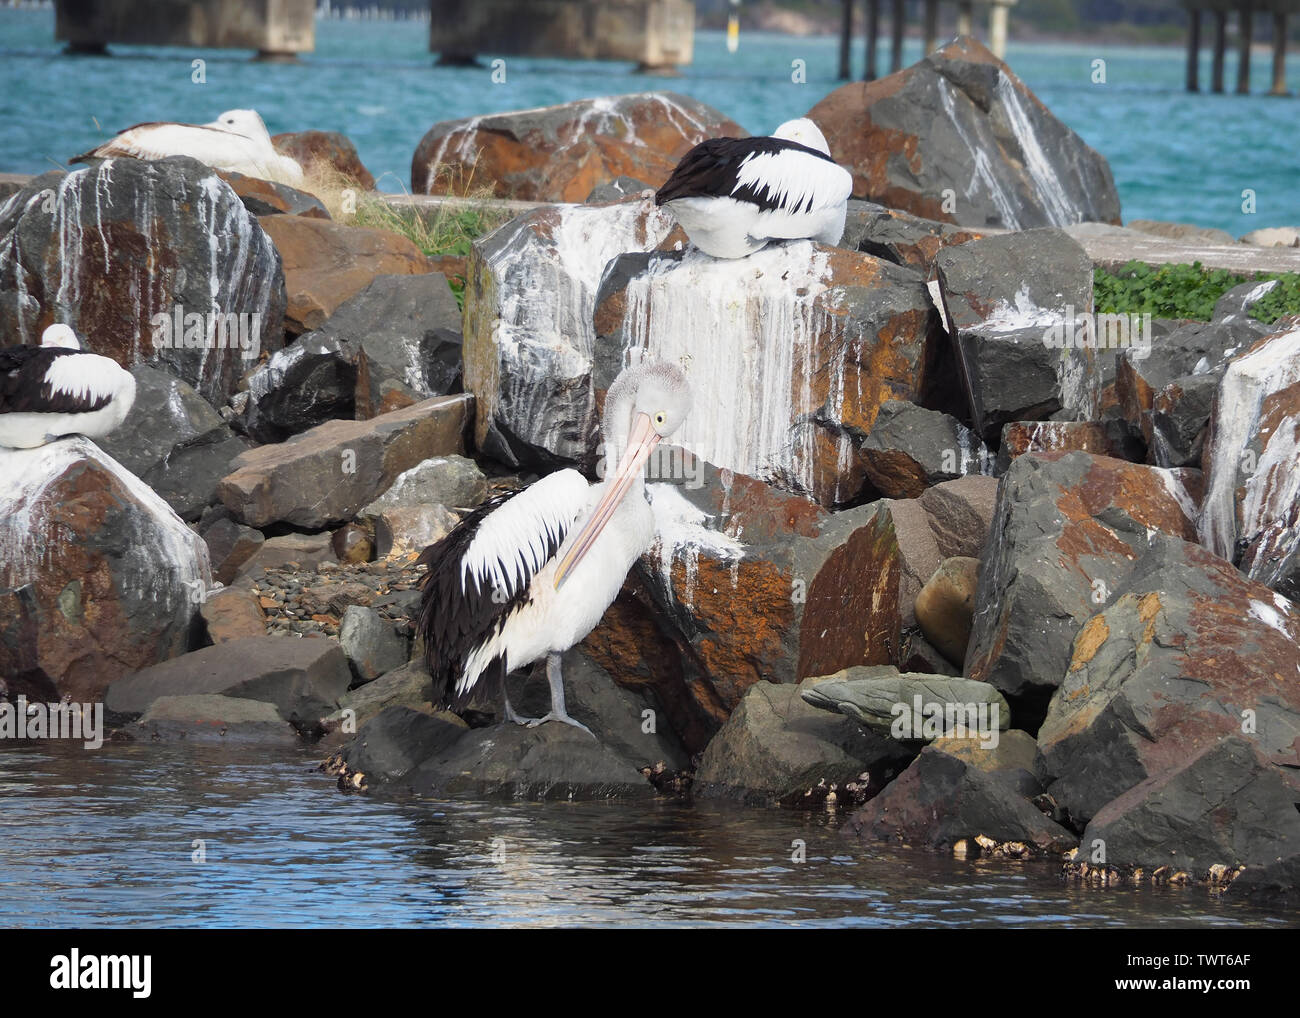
<box><xmin>72</xmin><ymin>109</ymin><xmax>304</xmax><ymax>183</ymax></box>
<box><xmin>655</xmin><ymin>117</ymin><xmax>853</xmax><ymax>259</ymax></box>
<box><xmin>416</xmin><ymin>362</ymin><xmax>692</xmax><ymax>734</ymax></box>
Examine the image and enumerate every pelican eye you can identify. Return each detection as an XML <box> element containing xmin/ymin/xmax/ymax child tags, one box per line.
<box><xmin>653</xmin><ymin>412</ymin><xmax>667</xmax><ymax>427</ymax></box>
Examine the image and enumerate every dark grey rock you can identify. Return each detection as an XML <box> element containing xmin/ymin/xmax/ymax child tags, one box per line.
<box><xmin>202</xmin><ymin>516</ymin><xmax>265</xmax><ymax>586</ymax></box>
<box><xmin>343</xmin><ymin>705</ymin><xmax>466</xmax><ymax>782</ymax></box>
<box><xmin>240</xmin><ymin>334</ymin><xmax>357</xmax><ymax>444</ymax></box>
<box><xmin>339</xmin><ymin>605</ymin><xmax>409</xmax><ymax>683</ymax></box>
<box><xmin>859</xmin><ymin>400</ymin><xmax>989</xmax><ymax>499</ymax></box>
<box><xmin>585</xmin><ymin>176</ymin><xmax>651</xmax><ymax>203</ymax></box>
<box><xmin>125</xmin><ymin>693</ymin><xmax>297</xmax><ymax>744</ymax></box>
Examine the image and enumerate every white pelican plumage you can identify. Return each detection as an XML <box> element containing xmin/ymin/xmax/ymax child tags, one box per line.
<box><xmin>0</xmin><ymin>325</ymin><xmax>136</xmax><ymax>449</ymax></box>
<box><xmin>416</xmin><ymin>362</ymin><xmax>693</xmax><ymax>734</ymax></box>
<box><xmin>72</xmin><ymin>109</ymin><xmax>304</xmax><ymax>184</ymax></box>
<box><xmin>655</xmin><ymin>117</ymin><xmax>853</xmax><ymax>259</ymax></box>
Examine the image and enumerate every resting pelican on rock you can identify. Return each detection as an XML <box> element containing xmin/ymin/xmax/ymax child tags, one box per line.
<box><xmin>0</xmin><ymin>325</ymin><xmax>136</xmax><ymax>449</ymax></box>
<box><xmin>655</xmin><ymin>117</ymin><xmax>853</xmax><ymax>259</ymax></box>
<box><xmin>73</xmin><ymin>109</ymin><xmax>304</xmax><ymax>183</ymax></box>
<box><xmin>417</xmin><ymin>362</ymin><xmax>692</xmax><ymax>735</ymax></box>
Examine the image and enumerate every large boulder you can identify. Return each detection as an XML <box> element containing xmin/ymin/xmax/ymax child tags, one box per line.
<box><xmin>0</xmin><ymin>438</ymin><xmax>210</xmax><ymax>701</ymax></box>
<box><xmin>840</xmin><ymin>200</ymin><xmax>984</xmax><ymax>272</ymax></box>
<box><xmin>1038</xmin><ymin>535</ymin><xmax>1300</xmax><ymax>828</ymax></box>
<box><xmin>0</xmin><ymin>158</ymin><xmax>286</xmax><ymax>402</ymax></box>
<box><xmin>966</xmin><ymin>451</ymin><xmax>1201</xmax><ymax>721</ymax></box>
<box><xmin>216</xmin><ymin>394</ymin><xmax>472</xmax><ymax>529</ymax></box>
<box><xmin>412</xmin><ymin>92</ymin><xmax>744</xmax><ymax>201</ymax></box>
<box><xmin>1198</xmin><ymin>320</ymin><xmax>1300</xmax><ymax>600</ymax></box>
<box><xmin>800</xmin><ymin>667</ymin><xmax>1009</xmax><ymax>739</ymax></box>
<box><xmin>257</xmin><ymin>214</ymin><xmax>433</xmax><ymax>335</ymax></box>
<box><xmin>272</xmin><ymin>130</ymin><xmax>376</xmax><ymax>190</ymax></box>
<box><xmin>807</xmin><ymin>36</ymin><xmax>1121</xmax><ymax>230</ymax></box>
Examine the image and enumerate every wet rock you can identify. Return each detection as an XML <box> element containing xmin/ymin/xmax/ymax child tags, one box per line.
<box><xmin>840</xmin><ymin>200</ymin><xmax>984</xmax><ymax>272</ymax></box>
<box><xmin>849</xmin><ymin>743</ymin><xmax>1077</xmax><ymax>852</ymax></box>
<box><xmin>98</xmin><ymin>364</ymin><xmax>250</xmax><ymax>520</ymax></box>
<box><xmin>200</xmin><ymin>586</ymin><xmax>267</xmax><ymax>643</ymax></box>
<box><xmin>217</xmin><ymin>394</ymin><xmax>472</xmax><ymax>528</ymax></box>
<box><xmin>935</xmin><ymin>228</ymin><xmax>1101</xmax><ymax>441</ymax></box>
<box><xmin>996</xmin><ymin>419</ymin><xmax>1139</xmax><ymax>473</ymax></box>
<box><xmin>216</xmin><ymin>169</ymin><xmax>330</xmax><ymax>219</ymax></box>
<box><xmin>272</xmin><ymin>130</ymin><xmax>376</xmax><ymax>189</ymax></box>
<box><xmin>1083</xmin><ymin>737</ymin><xmax>1300</xmax><ymax>877</ymax></box>
<box><xmin>914</xmin><ymin>557</ymin><xmax>980</xmax><ymax>667</ymax></box>
<box><xmin>859</xmin><ymin>400</ymin><xmax>989</xmax><ymax>499</ymax></box>
<box><xmin>104</xmin><ymin>635</ymin><xmax>350</xmax><ymax>726</ymax></box>
<box><xmin>1038</xmin><ymin>535</ymin><xmax>1300</xmax><ymax>827</ymax></box>
<box><xmin>332</xmin><ymin>660</ymin><xmax>435</xmax><ymax>731</ymax></box>
<box><xmin>807</xmin><ymin>36</ymin><xmax>1120</xmax><ymax>230</ymax></box>
<box><xmin>126</xmin><ymin>694</ymin><xmax>297</xmax><ymax>744</ymax></box>
<box><xmin>343</xmin><ymin>705</ymin><xmax>466</xmax><ymax>782</ymax></box>
<box><xmin>240</xmin><ymin>334</ymin><xmax>358</xmax><ymax>443</ymax></box>
<box><xmin>258</xmin><ymin>214</ymin><xmax>433</xmax><ymax>335</ymax></box>
<box><xmin>412</xmin><ymin>92</ymin><xmax>743</xmax><ymax>201</ymax></box>
<box><xmin>966</xmin><ymin>451</ymin><xmax>1201</xmax><ymax>721</ymax></box>
<box><xmin>801</xmin><ymin>667</ymin><xmax>1009</xmax><ymax>738</ymax></box>
<box><xmin>1198</xmin><ymin>320</ymin><xmax>1300</xmax><ymax>599</ymax></box>
<box><xmin>0</xmin><ymin>158</ymin><xmax>286</xmax><ymax>403</ymax></box>
<box><xmin>694</xmin><ymin>679</ymin><xmax>912</xmax><ymax>806</ymax></box>
<box><xmin>331</xmin><ymin>524</ymin><xmax>372</xmax><ymax>565</ymax></box>
<box><xmin>462</xmin><ymin>199</ymin><xmax>677</xmax><ymax>468</ymax></box>
<box><xmin>339</xmin><ymin>605</ymin><xmax>409</xmax><ymax>682</ymax></box>
<box><xmin>593</xmin><ymin>242</ymin><xmax>944</xmax><ymax>506</ymax></box>
<box><xmin>0</xmin><ymin>437</ymin><xmax>210</xmax><ymax>701</ymax></box>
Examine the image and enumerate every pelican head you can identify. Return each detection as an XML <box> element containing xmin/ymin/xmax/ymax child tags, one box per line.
<box><xmin>210</xmin><ymin>109</ymin><xmax>272</xmax><ymax>142</ymax></box>
<box><xmin>554</xmin><ymin>362</ymin><xmax>692</xmax><ymax>589</ymax></box>
<box><xmin>40</xmin><ymin>324</ymin><xmax>81</xmax><ymax>350</ymax></box>
<box><xmin>772</xmin><ymin>117</ymin><xmax>831</xmax><ymax>155</ymax></box>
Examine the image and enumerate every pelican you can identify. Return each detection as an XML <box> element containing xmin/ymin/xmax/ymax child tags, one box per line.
<box><xmin>72</xmin><ymin>109</ymin><xmax>304</xmax><ymax>184</ymax></box>
<box><xmin>0</xmin><ymin>325</ymin><xmax>136</xmax><ymax>449</ymax></box>
<box><xmin>416</xmin><ymin>362</ymin><xmax>692</xmax><ymax>734</ymax></box>
<box><xmin>655</xmin><ymin>117</ymin><xmax>853</xmax><ymax>259</ymax></box>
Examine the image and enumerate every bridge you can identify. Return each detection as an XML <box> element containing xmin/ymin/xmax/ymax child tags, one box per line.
<box><xmin>1182</xmin><ymin>0</ymin><xmax>1298</xmax><ymax>94</ymax></box>
<box><xmin>54</xmin><ymin>0</ymin><xmax>316</xmax><ymax>58</ymax></box>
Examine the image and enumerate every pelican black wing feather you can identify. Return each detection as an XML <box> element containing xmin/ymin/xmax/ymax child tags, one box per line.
<box><xmin>0</xmin><ymin>347</ymin><xmax>111</xmax><ymax>414</ymax></box>
<box><xmin>655</xmin><ymin>136</ymin><xmax>839</xmax><ymax>213</ymax></box>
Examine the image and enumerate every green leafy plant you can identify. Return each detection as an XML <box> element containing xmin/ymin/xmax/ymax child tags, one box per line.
<box><xmin>1094</xmin><ymin>261</ymin><xmax>1300</xmax><ymax>324</ymax></box>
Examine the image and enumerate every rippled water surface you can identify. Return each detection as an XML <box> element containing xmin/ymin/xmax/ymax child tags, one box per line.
<box><xmin>0</xmin><ymin>741</ymin><xmax>1292</xmax><ymax>928</ymax></box>
<box><xmin>1</xmin><ymin>10</ymin><xmax>1297</xmax><ymax>233</ymax></box>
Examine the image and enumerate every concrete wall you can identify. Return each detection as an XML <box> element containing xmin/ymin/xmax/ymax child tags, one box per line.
<box><xmin>429</xmin><ymin>0</ymin><xmax>695</xmax><ymax>68</ymax></box>
<box><xmin>55</xmin><ymin>0</ymin><xmax>316</xmax><ymax>54</ymax></box>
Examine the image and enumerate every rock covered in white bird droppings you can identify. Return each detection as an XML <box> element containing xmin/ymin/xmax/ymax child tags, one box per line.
<box><xmin>0</xmin><ymin>436</ymin><xmax>211</xmax><ymax>701</ymax></box>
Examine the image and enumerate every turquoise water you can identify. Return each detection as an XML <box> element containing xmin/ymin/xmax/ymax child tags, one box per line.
<box><xmin>1</xmin><ymin>9</ymin><xmax>1296</xmax><ymax>234</ymax></box>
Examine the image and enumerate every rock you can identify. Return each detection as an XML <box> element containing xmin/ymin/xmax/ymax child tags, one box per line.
<box><xmin>966</xmin><ymin>451</ymin><xmax>1202</xmax><ymax>721</ymax></box>
<box><xmin>127</xmin><ymin>694</ymin><xmax>297</xmax><ymax>744</ymax></box>
<box><xmin>216</xmin><ymin>394</ymin><xmax>472</xmax><ymax>529</ymax></box>
<box><xmin>1125</xmin><ymin>219</ymin><xmax>1236</xmax><ymax>246</ymax></box>
<box><xmin>1214</xmin><ymin>278</ymin><xmax>1282</xmax><ymax>322</ymax></box>
<box><xmin>916</xmin><ymin>475</ymin><xmax>999</xmax><ymax>558</ymax></box>
<box><xmin>104</xmin><ymin>635</ymin><xmax>350</xmax><ymax>725</ymax></box>
<box><xmin>585</xmin><ymin>176</ymin><xmax>651</xmax><ymax>203</ymax></box>
<box><xmin>592</xmin><ymin>242</ymin><xmax>946</xmax><ymax>506</ymax></box>
<box><xmin>1238</xmin><ymin>226</ymin><xmax>1300</xmax><ymax>248</ymax></box>
<box><xmin>238</xmin><ymin>532</ymin><xmax>334</xmax><ymax>575</ymax></box>
<box><xmin>258</xmin><ymin>214</ymin><xmax>433</xmax><ymax>335</ymax></box>
<box><xmin>1199</xmin><ymin>320</ymin><xmax>1300</xmax><ymax>599</ymax></box>
<box><xmin>333</xmin><ymin>659</ymin><xmax>435</xmax><ymax>730</ymax></box>
<box><xmin>934</xmin><ymin>228</ymin><xmax>1102</xmax><ymax>441</ymax></box>
<box><xmin>358</xmin><ymin>455</ymin><xmax>487</xmax><ymax>515</ymax></box>
<box><xmin>801</xmin><ymin>667</ymin><xmax>1009</xmax><ymax>739</ymax></box>
<box><xmin>0</xmin><ymin>437</ymin><xmax>210</xmax><ymax>702</ymax></box>
<box><xmin>412</xmin><ymin>93</ymin><xmax>743</xmax><ymax>201</ymax></box>
<box><xmin>372</xmin><ymin>505</ymin><xmax>459</xmax><ymax>560</ymax></box>
<box><xmin>97</xmin><ymin>364</ymin><xmax>250</xmax><ymax>520</ymax></box>
<box><xmin>462</xmin><ymin>198</ymin><xmax>677</xmax><ymax>469</ymax></box>
<box><xmin>202</xmin><ymin>516</ymin><xmax>265</xmax><ymax>585</ymax></box>
<box><xmin>849</xmin><ymin>743</ymin><xmax>1077</xmax><ymax>852</ymax></box>
<box><xmin>1038</xmin><ymin>535</ymin><xmax>1300</xmax><ymax>827</ymax></box>
<box><xmin>840</xmin><ymin>200</ymin><xmax>984</xmax><ymax>272</ymax></box>
<box><xmin>239</xmin><ymin>335</ymin><xmax>358</xmax><ymax>443</ymax></box>
<box><xmin>0</xmin><ymin>158</ymin><xmax>286</xmax><ymax>403</ymax></box>
<box><xmin>1080</xmin><ymin>737</ymin><xmax>1300</xmax><ymax>874</ymax></box>
<box><xmin>859</xmin><ymin>400</ymin><xmax>989</xmax><ymax>499</ymax></box>
<box><xmin>914</xmin><ymin>557</ymin><xmax>981</xmax><ymax>667</ymax></box>
<box><xmin>695</xmin><ymin>678</ymin><xmax>911</xmax><ymax>806</ymax></box>
<box><xmin>339</xmin><ymin>605</ymin><xmax>408</xmax><ymax>682</ymax></box>
<box><xmin>331</xmin><ymin>524</ymin><xmax>371</xmax><ymax>564</ymax></box>
<box><xmin>200</xmin><ymin>586</ymin><xmax>266</xmax><ymax>643</ymax></box>
<box><xmin>216</xmin><ymin>169</ymin><xmax>330</xmax><ymax>219</ymax></box>
<box><xmin>930</xmin><ymin>728</ymin><xmax>1041</xmax><ymax>796</ymax></box>
<box><xmin>1145</xmin><ymin>373</ymin><xmax>1218</xmax><ymax>468</ymax></box>
<box><xmin>900</xmin><ymin>632</ymin><xmax>962</xmax><ymax>677</ymax></box>
<box><xmin>996</xmin><ymin>419</ymin><xmax>1138</xmax><ymax>473</ymax></box>
<box><xmin>272</xmin><ymin>130</ymin><xmax>376</xmax><ymax>190</ymax></box>
<box><xmin>343</xmin><ymin>706</ymin><xmax>466</xmax><ymax>782</ymax></box>
<box><xmin>807</xmin><ymin>36</ymin><xmax>1120</xmax><ymax>230</ymax></box>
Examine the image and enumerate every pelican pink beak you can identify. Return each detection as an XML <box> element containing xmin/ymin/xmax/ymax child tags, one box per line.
<box><xmin>554</xmin><ymin>411</ymin><xmax>661</xmax><ymax>590</ymax></box>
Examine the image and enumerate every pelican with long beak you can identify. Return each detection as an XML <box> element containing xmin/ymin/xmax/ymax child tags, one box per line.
<box><xmin>416</xmin><ymin>362</ymin><xmax>693</xmax><ymax>734</ymax></box>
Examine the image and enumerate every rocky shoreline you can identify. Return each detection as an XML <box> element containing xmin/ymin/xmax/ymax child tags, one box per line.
<box><xmin>2</xmin><ymin>37</ymin><xmax>1298</xmax><ymax>909</ymax></box>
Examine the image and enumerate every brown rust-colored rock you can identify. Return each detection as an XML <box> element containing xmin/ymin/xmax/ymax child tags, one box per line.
<box><xmin>272</xmin><ymin>130</ymin><xmax>376</xmax><ymax>190</ymax></box>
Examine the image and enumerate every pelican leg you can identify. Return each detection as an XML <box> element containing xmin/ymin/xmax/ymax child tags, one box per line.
<box><xmin>501</xmin><ymin>685</ymin><xmax>540</xmax><ymax>727</ymax></box>
<box><xmin>525</xmin><ymin>653</ymin><xmax>595</xmax><ymax>738</ymax></box>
